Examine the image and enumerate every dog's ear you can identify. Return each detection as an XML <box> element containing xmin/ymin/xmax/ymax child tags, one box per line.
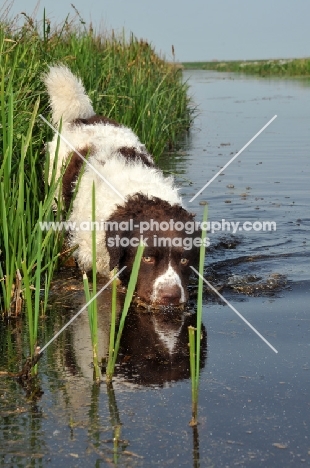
<box><xmin>105</xmin><ymin>219</ymin><xmax>131</xmax><ymax>270</ymax></box>
<box><xmin>106</xmin><ymin>230</ymin><xmax>125</xmax><ymax>271</ymax></box>
<box><xmin>105</xmin><ymin>206</ymin><xmax>132</xmax><ymax>271</ymax></box>
<box><xmin>106</xmin><ymin>232</ymin><xmax>125</xmax><ymax>270</ymax></box>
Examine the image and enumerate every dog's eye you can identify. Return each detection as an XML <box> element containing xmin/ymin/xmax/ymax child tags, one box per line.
<box><xmin>142</xmin><ymin>256</ymin><xmax>155</xmax><ymax>264</ymax></box>
<box><xmin>180</xmin><ymin>258</ymin><xmax>189</xmax><ymax>266</ymax></box>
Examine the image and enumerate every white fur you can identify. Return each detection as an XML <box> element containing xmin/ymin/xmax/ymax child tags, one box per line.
<box><xmin>43</xmin><ymin>65</ymin><xmax>95</xmax><ymax>125</ymax></box>
<box><xmin>44</xmin><ymin>65</ymin><xmax>183</xmax><ymax>275</ymax></box>
<box><xmin>151</xmin><ymin>263</ymin><xmax>185</xmax><ymax>304</ymax></box>
<box><xmin>46</xmin><ymin>120</ymin><xmax>153</xmax><ymax>183</ymax></box>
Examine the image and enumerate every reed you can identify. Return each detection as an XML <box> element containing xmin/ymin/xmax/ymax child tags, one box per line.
<box><xmin>82</xmin><ymin>183</ymin><xmax>100</xmax><ymax>382</ymax></box>
<box><xmin>0</xmin><ymin>76</ymin><xmax>67</xmax><ymax>380</ymax></box>
<box><xmin>106</xmin><ymin>269</ymin><xmax>118</xmax><ymax>381</ymax></box>
<box><xmin>0</xmin><ymin>86</ymin><xmax>64</xmax><ymax>317</ymax></box>
<box><xmin>106</xmin><ymin>243</ymin><xmax>144</xmax><ymax>383</ymax></box>
<box><xmin>106</xmin><ymin>381</ymin><xmax>123</xmax><ymax>463</ymax></box>
<box><xmin>1</xmin><ymin>9</ymin><xmax>192</xmax><ymax>162</ymax></box>
<box><xmin>188</xmin><ymin>204</ymin><xmax>208</xmax><ymax>426</ymax></box>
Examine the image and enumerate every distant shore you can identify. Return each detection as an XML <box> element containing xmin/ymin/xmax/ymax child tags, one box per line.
<box><xmin>181</xmin><ymin>58</ymin><xmax>310</xmax><ymax>77</ymax></box>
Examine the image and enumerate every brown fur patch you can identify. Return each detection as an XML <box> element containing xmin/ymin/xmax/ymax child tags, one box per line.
<box><xmin>119</xmin><ymin>146</ymin><xmax>155</xmax><ymax>167</ymax></box>
<box><xmin>108</xmin><ymin>193</ymin><xmax>195</xmax><ymax>224</ymax></box>
<box><xmin>72</xmin><ymin>114</ymin><xmax>121</xmax><ymax>127</ymax></box>
<box><xmin>62</xmin><ymin>147</ymin><xmax>91</xmax><ymax>210</ymax></box>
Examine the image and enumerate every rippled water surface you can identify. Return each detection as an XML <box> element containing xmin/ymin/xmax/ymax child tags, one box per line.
<box><xmin>1</xmin><ymin>71</ymin><xmax>309</xmax><ymax>467</ymax></box>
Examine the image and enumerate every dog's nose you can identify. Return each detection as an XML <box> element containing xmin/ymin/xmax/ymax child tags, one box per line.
<box><xmin>157</xmin><ymin>286</ymin><xmax>182</xmax><ymax>306</ymax></box>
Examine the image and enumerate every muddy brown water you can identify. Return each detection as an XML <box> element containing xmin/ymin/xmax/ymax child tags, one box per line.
<box><xmin>1</xmin><ymin>70</ymin><xmax>309</xmax><ymax>467</ymax></box>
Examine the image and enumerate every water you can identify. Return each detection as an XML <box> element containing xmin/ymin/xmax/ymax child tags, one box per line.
<box><xmin>1</xmin><ymin>71</ymin><xmax>309</xmax><ymax>467</ymax></box>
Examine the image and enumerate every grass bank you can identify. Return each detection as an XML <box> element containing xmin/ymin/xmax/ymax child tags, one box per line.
<box><xmin>182</xmin><ymin>58</ymin><xmax>310</xmax><ymax>77</ymax></box>
<box><xmin>0</xmin><ymin>8</ymin><xmax>193</xmax><ymax>315</ymax></box>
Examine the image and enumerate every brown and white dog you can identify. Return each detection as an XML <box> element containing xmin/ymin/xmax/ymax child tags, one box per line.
<box><xmin>44</xmin><ymin>65</ymin><xmax>202</xmax><ymax>306</ymax></box>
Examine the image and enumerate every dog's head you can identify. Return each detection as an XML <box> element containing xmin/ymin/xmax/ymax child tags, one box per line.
<box><xmin>106</xmin><ymin>194</ymin><xmax>202</xmax><ymax>306</ymax></box>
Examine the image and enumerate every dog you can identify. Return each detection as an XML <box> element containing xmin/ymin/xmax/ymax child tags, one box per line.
<box><xmin>44</xmin><ymin>65</ymin><xmax>202</xmax><ymax>306</ymax></box>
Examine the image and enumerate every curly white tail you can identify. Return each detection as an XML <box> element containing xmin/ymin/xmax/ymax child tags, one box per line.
<box><xmin>43</xmin><ymin>65</ymin><xmax>95</xmax><ymax>125</ymax></box>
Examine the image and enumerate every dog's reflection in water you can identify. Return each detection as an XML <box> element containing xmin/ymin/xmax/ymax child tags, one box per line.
<box><xmin>116</xmin><ymin>308</ymin><xmax>207</xmax><ymax>387</ymax></box>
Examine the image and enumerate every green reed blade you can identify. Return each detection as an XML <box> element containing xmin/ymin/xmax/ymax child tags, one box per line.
<box><xmin>106</xmin><ymin>269</ymin><xmax>118</xmax><ymax>381</ymax></box>
<box><xmin>195</xmin><ymin>204</ymin><xmax>208</xmax><ymax>388</ymax></box>
<box><xmin>188</xmin><ymin>203</ymin><xmax>208</xmax><ymax>426</ymax></box>
<box><xmin>108</xmin><ymin>243</ymin><xmax>144</xmax><ymax>379</ymax></box>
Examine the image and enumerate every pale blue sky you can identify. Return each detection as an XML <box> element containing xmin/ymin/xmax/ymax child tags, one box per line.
<box><xmin>3</xmin><ymin>0</ymin><xmax>310</xmax><ymax>62</ymax></box>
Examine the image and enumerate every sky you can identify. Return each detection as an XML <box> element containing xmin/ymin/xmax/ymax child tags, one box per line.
<box><xmin>3</xmin><ymin>0</ymin><xmax>310</xmax><ymax>62</ymax></box>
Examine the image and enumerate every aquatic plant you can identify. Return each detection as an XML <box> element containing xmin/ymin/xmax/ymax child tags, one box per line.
<box><xmin>188</xmin><ymin>204</ymin><xmax>208</xmax><ymax>426</ymax></box>
<box><xmin>106</xmin><ymin>243</ymin><xmax>144</xmax><ymax>383</ymax></box>
<box><xmin>1</xmin><ymin>8</ymin><xmax>192</xmax><ymax>162</ymax></box>
<box><xmin>106</xmin><ymin>269</ymin><xmax>118</xmax><ymax>383</ymax></box>
<box><xmin>0</xmin><ymin>87</ymin><xmax>64</xmax><ymax>318</ymax></box>
<box><xmin>82</xmin><ymin>183</ymin><xmax>100</xmax><ymax>382</ymax></box>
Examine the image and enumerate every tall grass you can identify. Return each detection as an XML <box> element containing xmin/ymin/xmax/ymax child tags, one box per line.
<box><xmin>1</xmin><ymin>9</ymin><xmax>192</xmax><ymax>161</ymax></box>
<box><xmin>0</xmin><ymin>9</ymin><xmax>192</xmax><ymax>317</ymax></box>
<box><xmin>0</xmin><ymin>85</ymin><xmax>64</xmax><ymax>317</ymax></box>
<box><xmin>0</xmin><ymin>87</ymin><xmax>65</xmax><ymax>374</ymax></box>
